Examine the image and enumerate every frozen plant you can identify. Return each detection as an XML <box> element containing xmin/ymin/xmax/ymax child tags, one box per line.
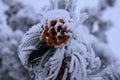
<box><xmin>19</xmin><ymin>0</ymin><xmax>101</xmax><ymax>80</ymax></box>
<box><xmin>18</xmin><ymin>0</ymin><xmax>120</xmax><ymax>80</ymax></box>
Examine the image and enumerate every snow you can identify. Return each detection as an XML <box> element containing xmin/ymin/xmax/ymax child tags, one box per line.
<box><xmin>42</xmin><ymin>10</ymin><xmax>70</xmax><ymax>21</ymax></box>
<box><xmin>0</xmin><ymin>0</ymin><xmax>120</xmax><ymax>80</ymax></box>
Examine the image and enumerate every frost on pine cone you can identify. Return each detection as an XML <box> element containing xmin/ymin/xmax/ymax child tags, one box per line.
<box><xmin>40</xmin><ymin>17</ymin><xmax>71</xmax><ymax>46</ymax></box>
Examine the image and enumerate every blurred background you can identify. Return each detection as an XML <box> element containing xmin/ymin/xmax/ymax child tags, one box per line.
<box><xmin>0</xmin><ymin>0</ymin><xmax>120</xmax><ymax>80</ymax></box>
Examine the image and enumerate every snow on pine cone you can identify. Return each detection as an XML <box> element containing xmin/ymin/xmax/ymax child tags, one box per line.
<box><xmin>40</xmin><ymin>14</ymin><xmax>71</xmax><ymax>46</ymax></box>
<box><xmin>19</xmin><ymin>9</ymin><xmax>101</xmax><ymax>80</ymax></box>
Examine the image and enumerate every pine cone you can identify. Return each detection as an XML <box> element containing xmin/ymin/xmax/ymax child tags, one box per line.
<box><xmin>40</xmin><ymin>19</ymin><xmax>71</xmax><ymax>46</ymax></box>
